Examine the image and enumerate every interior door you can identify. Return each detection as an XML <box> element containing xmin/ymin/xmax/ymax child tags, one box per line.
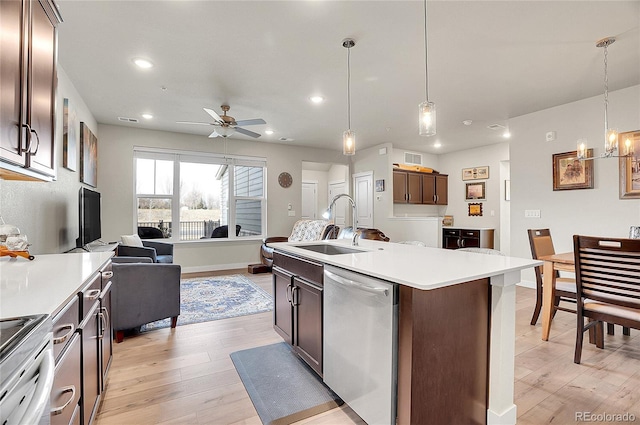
<box><xmin>301</xmin><ymin>181</ymin><xmax>317</xmax><ymax>219</ymax></box>
<box><xmin>328</xmin><ymin>182</ymin><xmax>347</xmax><ymax>227</ymax></box>
<box><xmin>353</xmin><ymin>172</ymin><xmax>373</xmax><ymax>228</ymax></box>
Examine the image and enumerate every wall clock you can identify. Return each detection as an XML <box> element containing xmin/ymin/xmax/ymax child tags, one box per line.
<box><xmin>278</xmin><ymin>172</ymin><xmax>293</xmax><ymax>188</ymax></box>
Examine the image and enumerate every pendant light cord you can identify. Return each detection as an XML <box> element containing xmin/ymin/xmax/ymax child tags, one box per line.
<box><xmin>603</xmin><ymin>43</ymin><xmax>609</xmax><ymax>135</ymax></box>
<box><xmin>424</xmin><ymin>0</ymin><xmax>429</xmax><ymax>101</ymax></box>
<box><xmin>347</xmin><ymin>46</ymin><xmax>352</xmax><ymax>130</ymax></box>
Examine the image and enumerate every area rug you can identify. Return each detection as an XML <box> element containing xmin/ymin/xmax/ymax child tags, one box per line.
<box><xmin>230</xmin><ymin>342</ymin><xmax>343</xmax><ymax>425</ymax></box>
<box><xmin>141</xmin><ymin>274</ymin><xmax>273</xmax><ymax>331</ymax></box>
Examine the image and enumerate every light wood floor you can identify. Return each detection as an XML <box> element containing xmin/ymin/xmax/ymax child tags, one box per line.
<box><xmin>95</xmin><ymin>270</ymin><xmax>640</xmax><ymax>425</ymax></box>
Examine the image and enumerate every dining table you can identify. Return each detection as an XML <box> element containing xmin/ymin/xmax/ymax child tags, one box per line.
<box><xmin>538</xmin><ymin>251</ymin><xmax>575</xmax><ymax>341</ymax></box>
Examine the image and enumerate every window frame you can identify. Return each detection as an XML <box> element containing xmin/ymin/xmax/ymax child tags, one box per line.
<box><xmin>133</xmin><ymin>147</ymin><xmax>267</xmax><ymax>242</ymax></box>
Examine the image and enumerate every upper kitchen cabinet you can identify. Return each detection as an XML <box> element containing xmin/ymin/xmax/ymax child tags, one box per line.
<box><xmin>393</xmin><ymin>170</ymin><xmax>422</xmax><ymax>204</ymax></box>
<box><xmin>393</xmin><ymin>169</ymin><xmax>448</xmax><ymax>205</ymax></box>
<box><xmin>0</xmin><ymin>0</ymin><xmax>62</xmax><ymax>181</ymax></box>
<box><xmin>422</xmin><ymin>173</ymin><xmax>448</xmax><ymax>205</ymax></box>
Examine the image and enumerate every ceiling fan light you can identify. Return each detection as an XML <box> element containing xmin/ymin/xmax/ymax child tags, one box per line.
<box><xmin>343</xmin><ymin>129</ymin><xmax>355</xmax><ymax>155</ymax></box>
<box><xmin>216</xmin><ymin>126</ymin><xmax>236</xmax><ymax>138</ymax></box>
<box><xmin>419</xmin><ymin>101</ymin><xmax>436</xmax><ymax>136</ymax></box>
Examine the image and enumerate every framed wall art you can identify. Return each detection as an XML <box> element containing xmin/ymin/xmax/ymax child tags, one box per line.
<box><xmin>552</xmin><ymin>150</ymin><xmax>593</xmax><ymax>191</ymax></box>
<box><xmin>80</xmin><ymin>122</ymin><xmax>98</xmax><ymax>187</ymax></box>
<box><xmin>465</xmin><ymin>182</ymin><xmax>486</xmax><ymax>200</ymax></box>
<box><xmin>62</xmin><ymin>98</ymin><xmax>78</xmax><ymax>171</ymax></box>
<box><xmin>619</xmin><ymin>130</ymin><xmax>640</xmax><ymax>199</ymax></box>
<box><xmin>468</xmin><ymin>203</ymin><xmax>483</xmax><ymax>216</ymax></box>
<box><xmin>462</xmin><ymin>166</ymin><xmax>489</xmax><ymax>181</ymax></box>
<box><xmin>375</xmin><ymin>179</ymin><xmax>385</xmax><ymax>192</ymax></box>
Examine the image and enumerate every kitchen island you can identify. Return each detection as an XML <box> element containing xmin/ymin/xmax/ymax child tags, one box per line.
<box><xmin>272</xmin><ymin>238</ymin><xmax>540</xmax><ymax>425</ymax></box>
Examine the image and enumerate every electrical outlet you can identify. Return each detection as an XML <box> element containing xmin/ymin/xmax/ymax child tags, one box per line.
<box><xmin>524</xmin><ymin>209</ymin><xmax>541</xmax><ymax>218</ymax></box>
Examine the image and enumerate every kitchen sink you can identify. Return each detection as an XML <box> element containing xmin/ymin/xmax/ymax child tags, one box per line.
<box><xmin>294</xmin><ymin>244</ymin><xmax>367</xmax><ymax>255</ymax></box>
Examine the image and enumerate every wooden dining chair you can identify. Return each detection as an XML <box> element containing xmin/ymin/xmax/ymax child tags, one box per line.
<box><xmin>527</xmin><ymin>229</ymin><xmax>577</xmax><ymax>325</ymax></box>
<box><xmin>573</xmin><ymin>235</ymin><xmax>640</xmax><ymax>364</ymax></box>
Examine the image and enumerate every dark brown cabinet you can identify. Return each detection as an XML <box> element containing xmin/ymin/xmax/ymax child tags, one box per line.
<box><xmin>273</xmin><ymin>251</ymin><xmax>324</xmax><ymax>376</ymax></box>
<box><xmin>442</xmin><ymin>228</ymin><xmax>494</xmax><ymax>250</ymax></box>
<box><xmin>0</xmin><ymin>0</ymin><xmax>61</xmax><ymax>181</ymax></box>
<box><xmin>50</xmin><ymin>260</ymin><xmax>112</xmax><ymax>425</ymax></box>
<box><xmin>393</xmin><ymin>170</ymin><xmax>422</xmax><ymax>204</ymax></box>
<box><xmin>422</xmin><ymin>174</ymin><xmax>448</xmax><ymax>205</ymax></box>
<box><xmin>394</xmin><ymin>169</ymin><xmax>448</xmax><ymax>205</ymax></box>
<box><xmin>50</xmin><ymin>333</ymin><xmax>81</xmax><ymax>425</ymax></box>
<box><xmin>79</xmin><ymin>274</ymin><xmax>101</xmax><ymax>425</ymax></box>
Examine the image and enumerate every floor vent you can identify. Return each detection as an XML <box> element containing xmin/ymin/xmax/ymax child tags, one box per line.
<box><xmin>404</xmin><ymin>152</ymin><xmax>422</xmax><ymax>165</ymax></box>
<box><xmin>118</xmin><ymin>117</ymin><xmax>139</xmax><ymax>123</ymax></box>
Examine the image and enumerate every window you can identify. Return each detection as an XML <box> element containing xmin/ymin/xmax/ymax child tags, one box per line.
<box><xmin>134</xmin><ymin>148</ymin><xmax>266</xmax><ymax>241</ymax></box>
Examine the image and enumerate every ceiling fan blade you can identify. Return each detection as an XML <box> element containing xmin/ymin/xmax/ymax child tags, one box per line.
<box><xmin>235</xmin><ymin>118</ymin><xmax>266</xmax><ymax>126</ymax></box>
<box><xmin>176</xmin><ymin>121</ymin><xmax>215</xmax><ymax>126</ymax></box>
<box><xmin>235</xmin><ymin>127</ymin><xmax>261</xmax><ymax>138</ymax></box>
<box><xmin>208</xmin><ymin>130</ymin><xmax>219</xmax><ymax>138</ymax></box>
<box><xmin>203</xmin><ymin>107</ymin><xmax>223</xmax><ymax>123</ymax></box>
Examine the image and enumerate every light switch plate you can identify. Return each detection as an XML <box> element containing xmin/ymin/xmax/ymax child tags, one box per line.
<box><xmin>288</xmin><ymin>211</ymin><xmax>295</xmax><ymax>216</ymax></box>
<box><xmin>525</xmin><ymin>209</ymin><xmax>541</xmax><ymax>218</ymax></box>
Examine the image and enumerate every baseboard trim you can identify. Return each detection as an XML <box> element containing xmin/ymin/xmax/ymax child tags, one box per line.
<box><xmin>181</xmin><ymin>262</ymin><xmax>252</xmax><ymax>274</ymax></box>
<box><xmin>516</xmin><ymin>280</ymin><xmax>536</xmax><ymax>290</ymax></box>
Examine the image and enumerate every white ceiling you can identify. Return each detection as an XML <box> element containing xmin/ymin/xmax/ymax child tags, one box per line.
<box><xmin>56</xmin><ymin>1</ymin><xmax>640</xmax><ymax>155</ymax></box>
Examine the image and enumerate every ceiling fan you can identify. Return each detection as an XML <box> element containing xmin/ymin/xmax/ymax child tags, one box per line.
<box><xmin>177</xmin><ymin>105</ymin><xmax>266</xmax><ymax>138</ymax></box>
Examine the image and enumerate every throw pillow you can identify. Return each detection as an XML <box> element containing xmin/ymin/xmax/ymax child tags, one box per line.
<box><xmin>121</xmin><ymin>234</ymin><xmax>144</xmax><ymax>247</ymax></box>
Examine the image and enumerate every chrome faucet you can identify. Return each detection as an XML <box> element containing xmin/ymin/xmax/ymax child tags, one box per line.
<box><xmin>323</xmin><ymin>193</ymin><xmax>359</xmax><ymax>246</ymax></box>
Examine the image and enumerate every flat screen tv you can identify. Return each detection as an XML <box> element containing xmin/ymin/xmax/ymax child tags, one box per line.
<box><xmin>76</xmin><ymin>187</ymin><xmax>102</xmax><ymax>247</ymax></box>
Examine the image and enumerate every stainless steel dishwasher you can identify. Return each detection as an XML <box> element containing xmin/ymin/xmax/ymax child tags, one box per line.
<box><xmin>323</xmin><ymin>265</ymin><xmax>398</xmax><ymax>425</ymax></box>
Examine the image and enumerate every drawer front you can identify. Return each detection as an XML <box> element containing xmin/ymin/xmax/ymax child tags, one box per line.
<box><xmin>52</xmin><ymin>296</ymin><xmax>79</xmax><ymax>362</ymax></box>
<box><xmin>273</xmin><ymin>251</ymin><xmax>323</xmax><ymax>287</ymax></box>
<box><xmin>50</xmin><ymin>333</ymin><xmax>81</xmax><ymax>425</ymax></box>
<box><xmin>443</xmin><ymin>229</ymin><xmax>460</xmax><ymax>237</ymax></box>
<box><xmin>80</xmin><ymin>273</ymin><xmax>101</xmax><ymax>320</ymax></box>
<box><xmin>461</xmin><ymin>230</ymin><xmax>480</xmax><ymax>238</ymax></box>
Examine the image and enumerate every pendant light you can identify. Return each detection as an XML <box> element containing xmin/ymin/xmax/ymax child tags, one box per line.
<box><xmin>418</xmin><ymin>0</ymin><xmax>436</xmax><ymax>136</ymax></box>
<box><xmin>342</xmin><ymin>38</ymin><xmax>356</xmax><ymax>156</ymax></box>
<box><xmin>577</xmin><ymin>37</ymin><xmax>634</xmax><ymax>160</ymax></box>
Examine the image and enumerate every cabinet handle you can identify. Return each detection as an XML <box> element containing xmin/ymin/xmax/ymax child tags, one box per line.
<box><xmin>21</xmin><ymin>123</ymin><xmax>33</xmax><ymax>153</ymax></box>
<box><xmin>408</xmin><ymin>193</ymin><xmax>411</xmax><ymax>201</ymax></box>
<box><xmin>461</xmin><ymin>239</ymin><xmax>466</xmax><ymax>247</ymax></box>
<box><xmin>53</xmin><ymin>324</ymin><xmax>75</xmax><ymax>345</ymax></box>
<box><xmin>102</xmin><ymin>271</ymin><xmax>113</xmax><ymax>279</ymax></box>
<box><xmin>286</xmin><ymin>283</ymin><xmax>292</xmax><ymax>304</ymax></box>
<box><xmin>292</xmin><ymin>286</ymin><xmax>300</xmax><ymax>307</ymax></box>
<box><xmin>51</xmin><ymin>385</ymin><xmax>76</xmax><ymax>415</ymax></box>
<box><xmin>85</xmin><ymin>289</ymin><xmax>101</xmax><ymax>300</ymax></box>
<box><xmin>99</xmin><ymin>307</ymin><xmax>110</xmax><ymax>340</ymax></box>
<box><xmin>29</xmin><ymin>128</ymin><xmax>40</xmax><ymax>155</ymax></box>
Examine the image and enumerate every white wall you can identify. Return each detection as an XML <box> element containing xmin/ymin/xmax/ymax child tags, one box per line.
<box><xmin>510</xmin><ymin>85</ymin><xmax>640</xmax><ymax>283</ymax></box>
<box><xmin>97</xmin><ymin>124</ymin><xmax>347</xmax><ymax>271</ymax></box>
<box><xmin>0</xmin><ymin>66</ymin><xmax>98</xmax><ymax>254</ymax></box>
<box><xmin>437</xmin><ymin>143</ymin><xmax>509</xmax><ymax>249</ymax></box>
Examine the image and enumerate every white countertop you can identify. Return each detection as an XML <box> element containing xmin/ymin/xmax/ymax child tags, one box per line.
<box><xmin>0</xmin><ymin>252</ymin><xmax>114</xmax><ymax>319</ymax></box>
<box><xmin>272</xmin><ymin>239</ymin><xmax>540</xmax><ymax>290</ymax></box>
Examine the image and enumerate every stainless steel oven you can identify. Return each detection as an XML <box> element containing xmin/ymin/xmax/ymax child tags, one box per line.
<box><xmin>0</xmin><ymin>314</ymin><xmax>54</xmax><ymax>425</ymax></box>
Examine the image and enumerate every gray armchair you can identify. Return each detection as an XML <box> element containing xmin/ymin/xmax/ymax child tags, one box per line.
<box><xmin>111</xmin><ymin>257</ymin><xmax>181</xmax><ymax>342</ymax></box>
<box><xmin>117</xmin><ymin>240</ymin><xmax>174</xmax><ymax>263</ymax></box>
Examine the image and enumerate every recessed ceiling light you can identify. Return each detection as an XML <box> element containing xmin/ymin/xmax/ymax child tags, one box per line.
<box><xmin>265</xmin><ymin>129</ymin><xmax>274</xmax><ymax>135</ymax></box>
<box><xmin>309</xmin><ymin>96</ymin><xmax>324</xmax><ymax>104</ymax></box>
<box><xmin>433</xmin><ymin>141</ymin><xmax>442</xmax><ymax>148</ymax></box>
<box><xmin>133</xmin><ymin>58</ymin><xmax>154</xmax><ymax>69</ymax></box>
<box><xmin>503</xmin><ymin>131</ymin><xmax>511</xmax><ymax>139</ymax></box>
<box><xmin>462</xmin><ymin>120</ymin><xmax>473</xmax><ymax>126</ymax></box>
<box><xmin>142</xmin><ymin>113</ymin><xmax>153</xmax><ymax>119</ymax></box>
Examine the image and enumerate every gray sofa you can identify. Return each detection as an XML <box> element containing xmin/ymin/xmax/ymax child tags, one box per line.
<box><xmin>117</xmin><ymin>240</ymin><xmax>174</xmax><ymax>263</ymax></box>
<box><xmin>111</xmin><ymin>257</ymin><xmax>181</xmax><ymax>342</ymax></box>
